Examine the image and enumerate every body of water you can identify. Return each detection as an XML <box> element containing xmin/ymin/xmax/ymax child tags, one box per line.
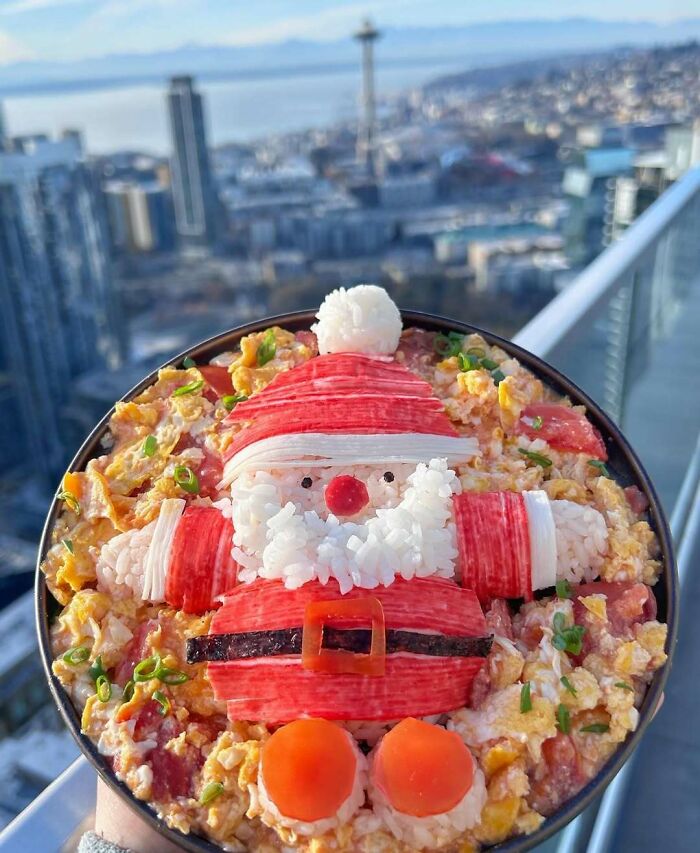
<box><xmin>3</xmin><ymin>59</ymin><xmax>469</xmax><ymax>155</ymax></box>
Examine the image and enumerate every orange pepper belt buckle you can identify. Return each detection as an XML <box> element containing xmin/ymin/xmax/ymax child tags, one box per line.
<box><xmin>301</xmin><ymin>597</ymin><xmax>386</xmax><ymax>676</ymax></box>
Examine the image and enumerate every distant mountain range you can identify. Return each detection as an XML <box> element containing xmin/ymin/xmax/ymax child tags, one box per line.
<box><xmin>1</xmin><ymin>17</ymin><xmax>700</xmax><ymax>97</ymax></box>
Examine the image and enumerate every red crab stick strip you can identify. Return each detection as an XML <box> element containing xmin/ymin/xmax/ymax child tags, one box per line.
<box><xmin>228</xmin><ymin>392</ymin><xmax>443</xmax><ymax>421</ymax></box>
<box><xmin>516</xmin><ymin>403</ymin><xmax>607</xmax><ymax>460</ymax></box>
<box><xmin>256</xmin><ymin>376</ymin><xmax>434</xmax><ymax>402</ymax></box>
<box><xmin>221</xmin><ymin>433</ymin><xmax>478</xmax><ymax>486</ymax></box>
<box><xmin>255</xmin><ymin>353</ymin><xmax>422</xmax><ymax>390</ymax></box>
<box><xmin>223</xmin><ymin>398</ymin><xmax>458</xmax><ymax>463</ymax></box>
<box><xmin>453</xmin><ymin>491</ymin><xmax>532</xmax><ymax>602</ymax></box>
<box><xmin>211</xmin><ymin>578</ymin><xmax>487</xmax><ymax>637</ymax></box>
<box><xmin>217</xmin><ymin>656</ymin><xmax>485</xmax><ymax>722</ymax></box>
<box><xmin>372</xmin><ymin>717</ymin><xmax>474</xmax><ymax>817</ymax></box>
<box><xmin>165</xmin><ymin>506</ymin><xmax>238</xmax><ymax>614</ymax></box>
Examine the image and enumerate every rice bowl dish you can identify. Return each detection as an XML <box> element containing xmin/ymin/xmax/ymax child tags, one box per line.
<box><xmin>39</xmin><ymin>285</ymin><xmax>673</xmax><ymax>852</ymax></box>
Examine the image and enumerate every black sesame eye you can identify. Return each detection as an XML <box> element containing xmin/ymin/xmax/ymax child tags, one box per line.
<box><xmin>383</xmin><ymin>471</ymin><xmax>395</xmax><ymax>483</ymax></box>
<box><xmin>301</xmin><ymin>477</ymin><xmax>313</xmax><ymax>489</ymax></box>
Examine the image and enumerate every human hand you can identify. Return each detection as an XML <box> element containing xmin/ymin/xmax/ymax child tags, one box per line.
<box><xmin>91</xmin><ymin>777</ymin><xmax>183</xmax><ymax>853</ymax></box>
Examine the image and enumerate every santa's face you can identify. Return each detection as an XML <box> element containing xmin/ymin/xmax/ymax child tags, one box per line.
<box><xmin>229</xmin><ymin>459</ymin><xmax>461</xmax><ymax>593</ymax></box>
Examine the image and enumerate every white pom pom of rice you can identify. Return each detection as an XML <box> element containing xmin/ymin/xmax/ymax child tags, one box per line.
<box><xmin>312</xmin><ymin>284</ymin><xmax>402</xmax><ymax>355</ymax></box>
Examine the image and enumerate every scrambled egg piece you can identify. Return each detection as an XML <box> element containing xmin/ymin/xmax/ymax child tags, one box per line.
<box><xmin>497</xmin><ymin>369</ymin><xmax>544</xmax><ymax>431</ymax></box>
<box><xmin>44</xmin><ymin>517</ymin><xmax>117</xmax><ymax>603</ymax></box>
<box><xmin>230</xmin><ymin>327</ymin><xmax>314</xmax><ymax>396</ymax></box>
<box><xmin>451</xmin><ymin>683</ymin><xmax>556</xmax><ymax>762</ymax></box>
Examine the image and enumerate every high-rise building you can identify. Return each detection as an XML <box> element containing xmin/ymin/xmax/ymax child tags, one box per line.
<box><xmin>104</xmin><ymin>179</ymin><xmax>175</xmax><ymax>253</ymax></box>
<box><xmin>167</xmin><ymin>76</ymin><xmax>217</xmax><ymax>247</ymax></box>
<box><xmin>562</xmin><ymin>147</ymin><xmax>634</xmax><ymax>266</ymax></box>
<box><xmin>0</xmin><ymin>102</ymin><xmax>6</xmax><ymax>151</ymax></box>
<box><xmin>0</xmin><ymin>135</ymin><xmax>125</xmax><ymax>483</ymax></box>
<box><xmin>354</xmin><ymin>19</ymin><xmax>381</xmax><ymax>175</ymax></box>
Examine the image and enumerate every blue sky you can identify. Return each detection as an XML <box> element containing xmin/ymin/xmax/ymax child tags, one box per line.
<box><xmin>0</xmin><ymin>0</ymin><xmax>697</xmax><ymax>64</ymax></box>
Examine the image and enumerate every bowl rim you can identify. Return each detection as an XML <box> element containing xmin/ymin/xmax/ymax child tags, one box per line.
<box><xmin>35</xmin><ymin>308</ymin><xmax>679</xmax><ymax>853</ymax></box>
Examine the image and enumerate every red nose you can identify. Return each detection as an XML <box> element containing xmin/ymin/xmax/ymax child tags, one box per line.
<box><xmin>325</xmin><ymin>475</ymin><xmax>369</xmax><ymax>517</ymax></box>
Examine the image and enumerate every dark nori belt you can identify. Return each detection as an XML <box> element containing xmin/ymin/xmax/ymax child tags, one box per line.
<box><xmin>186</xmin><ymin>628</ymin><xmax>493</xmax><ymax>664</ymax></box>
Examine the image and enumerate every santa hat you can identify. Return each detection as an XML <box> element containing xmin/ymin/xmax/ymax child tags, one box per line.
<box><xmin>220</xmin><ymin>353</ymin><xmax>479</xmax><ymax>485</ymax></box>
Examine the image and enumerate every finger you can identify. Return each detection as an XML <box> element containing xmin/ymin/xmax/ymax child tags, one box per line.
<box><xmin>94</xmin><ymin>777</ymin><xmax>183</xmax><ymax>853</ymax></box>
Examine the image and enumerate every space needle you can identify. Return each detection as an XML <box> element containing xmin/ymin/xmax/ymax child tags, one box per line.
<box><xmin>354</xmin><ymin>18</ymin><xmax>381</xmax><ymax>175</ymax></box>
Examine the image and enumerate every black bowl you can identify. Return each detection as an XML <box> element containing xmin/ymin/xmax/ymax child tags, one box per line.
<box><xmin>36</xmin><ymin>310</ymin><xmax>678</xmax><ymax>852</ymax></box>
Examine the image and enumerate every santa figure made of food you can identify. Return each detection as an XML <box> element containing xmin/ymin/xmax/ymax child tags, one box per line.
<box><xmin>91</xmin><ymin>286</ymin><xmax>617</xmax><ymax>845</ymax></box>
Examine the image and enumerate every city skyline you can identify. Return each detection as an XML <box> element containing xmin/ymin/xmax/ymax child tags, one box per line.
<box><xmin>0</xmin><ymin>3</ymin><xmax>699</xmax><ymax>64</ymax></box>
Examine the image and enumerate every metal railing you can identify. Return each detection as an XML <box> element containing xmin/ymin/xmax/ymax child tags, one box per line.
<box><xmin>516</xmin><ymin>167</ymin><xmax>700</xmax><ymax>853</ymax></box>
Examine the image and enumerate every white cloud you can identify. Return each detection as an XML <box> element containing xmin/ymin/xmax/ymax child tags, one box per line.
<box><xmin>0</xmin><ymin>0</ymin><xmax>87</xmax><ymax>14</ymax></box>
<box><xmin>224</xmin><ymin>1</ymin><xmax>417</xmax><ymax>46</ymax></box>
<box><xmin>0</xmin><ymin>29</ymin><xmax>34</xmax><ymax>63</ymax></box>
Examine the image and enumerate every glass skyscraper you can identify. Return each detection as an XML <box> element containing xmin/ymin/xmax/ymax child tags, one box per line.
<box><xmin>167</xmin><ymin>76</ymin><xmax>217</xmax><ymax>247</ymax></box>
<box><xmin>0</xmin><ymin>134</ymin><xmax>125</xmax><ymax>484</ymax></box>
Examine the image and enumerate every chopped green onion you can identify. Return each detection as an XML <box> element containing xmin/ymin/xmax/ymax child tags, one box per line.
<box><xmin>173</xmin><ymin>465</ymin><xmax>199</xmax><ymax>494</ymax></box>
<box><xmin>520</xmin><ymin>681</ymin><xmax>532</xmax><ymax>713</ymax></box>
<box><xmin>434</xmin><ymin>331</ymin><xmax>463</xmax><ymax>359</ymax></box>
<box><xmin>172</xmin><ymin>379</ymin><xmax>204</xmax><ymax>398</ymax></box>
<box><xmin>531</xmin><ymin>415</ymin><xmax>544</xmax><ymax>431</ymax></box>
<box><xmin>615</xmin><ymin>681</ymin><xmax>634</xmax><ymax>692</ymax></box>
<box><xmin>518</xmin><ymin>448</ymin><xmax>552</xmax><ymax>468</ymax></box>
<box><xmin>63</xmin><ymin>646</ymin><xmax>90</xmax><ymax>665</ymax></box>
<box><xmin>61</xmin><ymin>538</ymin><xmax>74</xmax><ymax>555</ymax></box>
<box><xmin>57</xmin><ymin>490</ymin><xmax>81</xmax><ymax>515</ymax></box>
<box><xmin>556</xmin><ymin>703</ymin><xmax>571</xmax><ymax>734</ymax></box>
<box><xmin>156</xmin><ymin>666</ymin><xmax>189</xmax><ymax>685</ymax></box>
<box><xmin>88</xmin><ymin>655</ymin><xmax>107</xmax><ymax>683</ymax></box>
<box><xmin>122</xmin><ymin>680</ymin><xmax>135</xmax><ymax>703</ymax></box>
<box><xmin>257</xmin><ymin>329</ymin><xmax>277</xmax><ymax>366</ymax></box>
<box><xmin>153</xmin><ymin>689</ymin><xmax>170</xmax><ymax>716</ymax></box>
<box><xmin>480</xmin><ymin>357</ymin><xmax>499</xmax><ymax>371</ymax></box>
<box><xmin>133</xmin><ymin>654</ymin><xmax>162</xmax><ymax>683</ymax></box>
<box><xmin>199</xmin><ymin>781</ymin><xmax>224</xmax><ymax>806</ymax></box>
<box><xmin>182</xmin><ymin>356</ymin><xmax>196</xmax><ymax>369</ymax></box>
<box><xmin>580</xmin><ymin>723</ymin><xmax>609</xmax><ymax>734</ymax></box>
<box><xmin>560</xmin><ymin>675</ymin><xmax>577</xmax><ymax>696</ymax></box>
<box><xmin>142</xmin><ymin>435</ymin><xmax>158</xmax><ymax>457</ymax></box>
<box><xmin>556</xmin><ymin>579</ymin><xmax>572</xmax><ymax>599</ymax></box>
<box><xmin>588</xmin><ymin>460</ymin><xmax>610</xmax><ymax>477</ymax></box>
<box><xmin>491</xmin><ymin>369</ymin><xmax>506</xmax><ymax>385</ymax></box>
<box><xmin>222</xmin><ymin>393</ymin><xmax>248</xmax><ymax>412</ymax></box>
<box><xmin>552</xmin><ymin>612</ymin><xmax>586</xmax><ymax>655</ymax></box>
<box><xmin>96</xmin><ymin>674</ymin><xmax>112</xmax><ymax>703</ymax></box>
<box><xmin>466</xmin><ymin>347</ymin><xmax>486</xmax><ymax>359</ymax></box>
<box><xmin>458</xmin><ymin>352</ymin><xmax>479</xmax><ymax>372</ymax></box>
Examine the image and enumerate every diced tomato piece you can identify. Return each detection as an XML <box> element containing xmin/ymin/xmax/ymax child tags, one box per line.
<box><xmin>624</xmin><ymin>485</ymin><xmax>649</xmax><ymax>515</ymax></box>
<box><xmin>468</xmin><ymin>664</ymin><xmax>491</xmax><ymax>709</ymax></box>
<box><xmin>294</xmin><ymin>330</ymin><xmax>319</xmax><ymax>356</ymax></box>
<box><xmin>573</xmin><ymin>581</ymin><xmax>651</xmax><ymax>638</ymax></box>
<box><xmin>198</xmin><ymin>365</ymin><xmax>233</xmax><ymax>397</ymax></box>
<box><xmin>485</xmin><ymin>599</ymin><xmax>515</xmax><ymax>641</ymax></box>
<box><xmin>113</xmin><ymin>620</ymin><xmax>157</xmax><ymax>687</ymax></box>
<box><xmin>133</xmin><ymin>699</ymin><xmax>168</xmax><ymax>741</ymax></box>
<box><xmin>198</xmin><ymin>449</ymin><xmax>224</xmax><ymax>499</ymax></box>
<box><xmin>531</xmin><ymin>733</ymin><xmax>587</xmax><ymax>816</ymax></box>
<box><xmin>516</xmin><ymin>403</ymin><xmax>607</xmax><ymax>460</ymax></box>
